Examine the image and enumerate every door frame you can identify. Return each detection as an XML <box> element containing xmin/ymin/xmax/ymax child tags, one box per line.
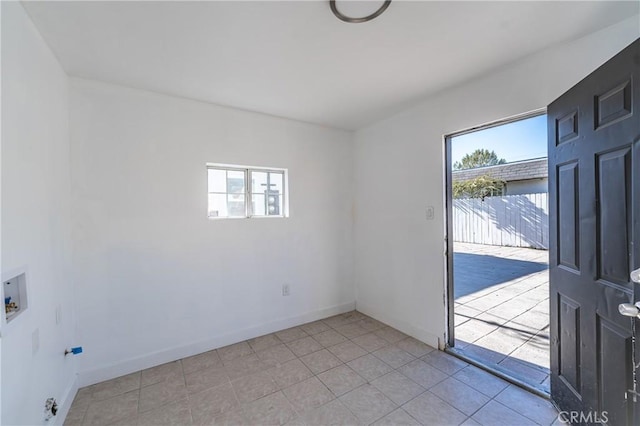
<box><xmin>443</xmin><ymin>107</ymin><xmax>547</xmax><ymax>348</ymax></box>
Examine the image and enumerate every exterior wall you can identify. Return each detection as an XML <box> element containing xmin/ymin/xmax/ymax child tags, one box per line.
<box><xmin>506</xmin><ymin>178</ymin><xmax>548</xmax><ymax>195</ymax></box>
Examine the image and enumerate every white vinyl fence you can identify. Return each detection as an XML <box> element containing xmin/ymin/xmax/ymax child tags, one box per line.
<box><xmin>453</xmin><ymin>193</ymin><xmax>549</xmax><ymax>249</ymax></box>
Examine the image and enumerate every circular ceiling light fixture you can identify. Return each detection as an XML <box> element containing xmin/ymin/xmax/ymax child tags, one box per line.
<box><xmin>330</xmin><ymin>0</ymin><xmax>392</xmax><ymax>23</ymax></box>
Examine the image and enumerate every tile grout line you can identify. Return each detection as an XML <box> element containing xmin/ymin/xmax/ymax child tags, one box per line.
<box><xmin>69</xmin><ymin>311</ymin><xmax>555</xmax><ymax>426</ymax></box>
<box><xmin>177</xmin><ymin>359</ymin><xmax>196</xmax><ymax>426</ymax></box>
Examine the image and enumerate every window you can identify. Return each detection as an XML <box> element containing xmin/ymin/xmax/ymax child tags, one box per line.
<box><xmin>207</xmin><ymin>164</ymin><xmax>287</xmax><ymax>218</ymax></box>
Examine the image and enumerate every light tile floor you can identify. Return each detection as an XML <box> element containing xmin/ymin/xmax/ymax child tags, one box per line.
<box><xmin>65</xmin><ymin>311</ymin><xmax>558</xmax><ymax>426</ymax></box>
<box><xmin>453</xmin><ymin>243</ymin><xmax>550</xmax><ymax>393</ymax></box>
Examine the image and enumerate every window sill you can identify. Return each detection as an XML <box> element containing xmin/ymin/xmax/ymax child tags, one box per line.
<box><xmin>207</xmin><ymin>216</ymin><xmax>288</xmax><ymax>220</ymax></box>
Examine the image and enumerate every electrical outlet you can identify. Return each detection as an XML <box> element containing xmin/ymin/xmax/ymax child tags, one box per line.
<box><xmin>282</xmin><ymin>284</ymin><xmax>290</xmax><ymax>296</ymax></box>
<box><xmin>426</xmin><ymin>206</ymin><xmax>435</xmax><ymax>220</ymax></box>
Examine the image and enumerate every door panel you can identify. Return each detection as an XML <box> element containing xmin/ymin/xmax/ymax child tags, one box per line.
<box><xmin>596</xmin><ymin>147</ymin><xmax>632</xmax><ymax>287</ymax></box>
<box><xmin>549</xmin><ymin>38</ymin><xmax>639</xmax><ymax>425</ymax></box>
<box><xmin>558</xmin><ymin>294</ymin><xmax>581</xmax><ymax>395</ymax></box>
<box><xmin>596</xmin><ymin>315</ymin><xmax>632</xmax><ymax>425</ymax></box>
<box><xmin>594</xmin><ymin>79</ymin><xmax>632</xmax><ymax>129</ymax></box>
<box><xmin>557</xmin><ymin>161</ymin><xmax>580</xmax><ymax>271</ymax></box>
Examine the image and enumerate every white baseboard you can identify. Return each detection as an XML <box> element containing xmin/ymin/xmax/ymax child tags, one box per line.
<box><xmin>51</xmin><ymin>376</ymin><xmax>78</xmax><ymax>426</ymax></box>
<box><xmin>355</xmin><ymin>302</ymin><xmax>441</xmax><ymax>349</ymax></box>
<box><xmin>77</xmin><ymin>301</ymin><xmax>355</xmax><ymax>387</ymax></box>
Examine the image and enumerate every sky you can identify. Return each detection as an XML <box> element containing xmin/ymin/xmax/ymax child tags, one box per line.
<box><xmin>451</xmin><ymin>114</ymin><xmax>547</xmax><ymax>167</ymax></box>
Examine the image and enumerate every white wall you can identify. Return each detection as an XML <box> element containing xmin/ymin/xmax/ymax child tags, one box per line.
<box><xmin>70</xmin><ymin>79</ymin><xmax>354</xmax><ymax>385</ymax></box>
<box><xmin>1</xmin><ymin>3</ymin><xmax>76</xmax><ymax>425</ymax></box>
<box><xmin>506</xmin><ymin>179</ymin><xmax>548</xmax><ymax>196</ymax></box>
<box><xmin>353</xmin><ymin>17</ymin><xmax>639</xmax><ymax>348</ymax></box>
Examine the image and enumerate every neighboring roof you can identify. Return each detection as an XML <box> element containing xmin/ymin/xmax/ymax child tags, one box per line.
<box><xmin>452</xmin><ymin>157</ymin><xmax>548</xmax><ymax>182</ymax></box>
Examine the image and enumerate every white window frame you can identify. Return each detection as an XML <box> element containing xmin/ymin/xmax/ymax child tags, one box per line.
<box><xmin>206</xmin><ymin>163</ymin><xmax>289</xmax><ymax>219</ymax></box>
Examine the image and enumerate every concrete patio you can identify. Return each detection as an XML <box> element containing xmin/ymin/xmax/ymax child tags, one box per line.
<box><xmin>453</xmin><ymin>242</ymin><xmax>550</xmax><ymax>393</ymax></box>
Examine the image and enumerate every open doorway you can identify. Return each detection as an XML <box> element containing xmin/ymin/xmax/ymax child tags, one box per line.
<box><xmin>445</xmin><ymin>111</ymin><xmax>550</xmax><ymax>395</ymax></box>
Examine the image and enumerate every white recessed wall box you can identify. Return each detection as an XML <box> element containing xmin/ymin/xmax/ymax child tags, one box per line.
<box><xmin>3</xmin><ymin>268</ymin><xmax>29</xmax><ymax>324</ymax></box>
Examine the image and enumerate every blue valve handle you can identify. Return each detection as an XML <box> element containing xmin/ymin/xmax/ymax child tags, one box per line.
<box><xmin>65</xmin><ymin>346</ymin><xmax>83</xmax><ymax>355</ymax></box>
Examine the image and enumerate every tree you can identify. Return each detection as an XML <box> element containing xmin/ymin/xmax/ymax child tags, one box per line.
<box><xmin>453</xmin><ymin>175</ymin><xmax>505</xmax><ymax>200</ymax></box>
<box><xmin>453</xmin><ymin>149</ymin><xmax>506</xmax><ymax>170</ymax></box>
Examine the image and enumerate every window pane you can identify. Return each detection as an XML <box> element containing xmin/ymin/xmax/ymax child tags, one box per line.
<box><xmin>208</xmin><ymin>167</ymin><xmax>284</xmax><ymax>219</ymax></box>
<box><xmin>227</xmin><ymin>193</ymin><xmax>246</xmax><ymax>217</ymax></box>
<box><xmin>252</xmin><ymin>193</ymin><xmax>266</xmax><ymax>216</ymax></box>
<box><xmin>208</xmin><ymin>193</ymin><xmax>245</xmax><ymax>218</ymax></box>
<box><xmin>269</xmin><ymin>172</ymin><xmax>284</xmax><ymax>193</ymax></box>
<box><xmin>266</xmin><ymin>191</ymin><xmax>282</xmax><ymax>215</ymax></box>
<box><xmin>227</xmin><ymin>170</ymin><xmax>245</xmax><ymax>194</ymax></box>
<box><xmin>251</xmin><ymin>171</ymin><xmax>268</xmax><ymax>193</ymax></box>
<box><xmin>208</xmin><ymin>169</ymin><xmax>226</xmax><ymax>193</ymax></box>
<box><xmin>251</xmin><ymin>192</ymin><xmax>282</xmax><ymax>216</ymax></box>
<box><xmin>208</xmin><ymin>193</ymin><xmax>227</xmax><ymax>217</ymax></box>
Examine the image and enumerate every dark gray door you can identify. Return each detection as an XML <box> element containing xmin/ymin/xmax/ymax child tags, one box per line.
<box><xmin>548</xmin><ymin>38</ymin><xmax>640</xmax><ymax>425</ymax></box>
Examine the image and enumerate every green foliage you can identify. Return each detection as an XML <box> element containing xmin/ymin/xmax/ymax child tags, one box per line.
<box><xmin>453</xmin><ymin>149</ymin><xmax>506</xmax><ymax>170</ymax></box>
<box><xmin>453</xmin><ymin>175</ymin><xmax>505</xmax><ymax>200</ymax></box>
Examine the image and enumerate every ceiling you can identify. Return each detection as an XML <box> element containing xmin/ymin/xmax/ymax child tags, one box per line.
<box><xmin>23</xmin><ymin>1</ymin><xmax>638</xmax><ymax>130</ymax></box>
